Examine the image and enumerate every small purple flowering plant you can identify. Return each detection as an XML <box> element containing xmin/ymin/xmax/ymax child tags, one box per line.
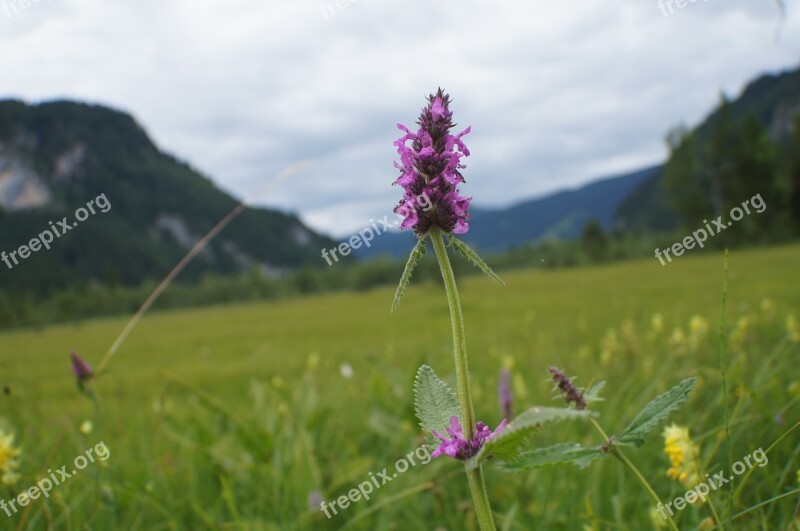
<box><xmin>392</xmin><ymin>91</ymin><xmax>699</xmax><ymax>531</ymax></box>
<box><xmin>431</xmin><ymin>416</ymin><xmax>507</xmax><ymax>460</ymax></box>
<box><xmin>394</xmin><ymin>90</ymin><xmax>596</xmax><ymax>530</ymax></box>
<box><xmin>70</xmin><ymin>351</ymin><xmax>94</xmax><ymax>392</ymax></box>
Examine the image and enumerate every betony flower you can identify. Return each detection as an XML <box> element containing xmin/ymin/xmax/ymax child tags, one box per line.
<box><xmin>393</xmin><ymin>88</ymin><xmax>472</xmax><ymax>236</ymax></box>
<box><xmin>549</xmin><ymin>366</ymin><xmax>587</xmax><ymax>410</ymax></box>
<box><xmin>70</xmin><ymin>351</ymin><xmax>93</xmax><ymax>382</ymax></box>
<box><xmin>431</xmin><ymin>415</ymin><xmax>507</xmax><ymax>461</ymax></box>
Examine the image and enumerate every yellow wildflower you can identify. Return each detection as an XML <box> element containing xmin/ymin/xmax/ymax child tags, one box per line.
<box><xmin>689</xmin><ymin>315</ymin><xmax>709</xmax><ymax>335</ymax></box>
<box><xmin>670</xmin><ymin>326</ymin><xmax>687</xmax><ymax>356</ymax></box>
<box><xmin>688</xmin><ymin>315</ymin><xmax>709</xmax><ymax>350</ymax></box>
<box><xmin>649</xmin><ymin>506</ymin><xmax>668</xmax><ymax>528</ymax></box>
<box><xmin>0</xmin><ymin>429</ymin><xmax>21</xmax><ymax>486</ymax></box>
<box><xmin>512</xmin><ymin>373</ymin><xmax>528</xmax><ymax>399</ymax></box>
<box><xmin>663</xmin><ymin>424</ymin><xmax>702</xmax><ymax>489</ymax></box>
<box><xmin>600</xmin><ymin>329</ymin><xmax>619</xmax><ymax>365</ymax></box>
<box><xmin>651</xmin><ymin>314</ymin><xmax>665</xmax><ymax>335</ymax></box>
<box><xmin>80</xmin><ymin>420</ymin><xmax>93</xmax><ymax>435</ymax></box>
<box><xmin>761</xmin><ymin>298</ymin><xmax>774</xmax><ymax>317</ymax></box>
<box><xmin>729</xmin><ymin>317</ymin><xmax>750</xmax><ymax>348</ymax></box>
<box><xmin>621</xmin><ymin>319</ymin><xmax>637</xmax><ymax>346</ymax></box>
<box><xmin>787</xmin><ymin>314</ymin><xmax>800</xmax><ymax>342</ymax></box>
<box><xmin>306</xmin><ymin>352</ymin><xmax>319</xmax><ymax>372</ymax></box>
<box><xmin>698</xmin><ymin>517</ymin><xmax>716</xmax><ymax>530</ymax></box>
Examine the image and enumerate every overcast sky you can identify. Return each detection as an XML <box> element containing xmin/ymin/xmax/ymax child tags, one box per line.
<box><xmin>1</xmin><ymin>0</ymin><xmax>798</xmax><ymax>237</ymax></box>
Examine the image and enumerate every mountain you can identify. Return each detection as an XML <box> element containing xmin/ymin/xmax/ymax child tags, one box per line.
<box><xmin>353</xmin><ymin>165</ymin><xmax>660</xmax><ymax>259</ymax></box>
<box><xmin>0</xmin><ymin>100</ymin><xmax>337</xmax><ymax>296</ymax></box>
<box><xmin>614</xmin><ymin>66</ymin><xmax>800</xmax><ymax>232</ymax></box>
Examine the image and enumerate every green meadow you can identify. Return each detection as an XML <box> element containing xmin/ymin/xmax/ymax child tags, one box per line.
<box><xmin>1</xmin><ymin>243</ymin><xmax>799</xmax><ymax>529</ymax></box>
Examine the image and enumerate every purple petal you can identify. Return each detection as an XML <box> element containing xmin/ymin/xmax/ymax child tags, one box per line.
<box><xmin>445</xmin><ymin>416</ymin><xmax>465</xmax><ymax>439</ymax></box>
<box><xmin>490</xmin><ymin>419</ymin><xmax>508</xmax><ymax>439</ymax></box>
<box><xmin>430</xmin><ymin>97</ymin><xmax>446</xmax><ymax>121</ymax></box>
<box><xmin>453</xmin><ymin>219</ymin><xmax>469</xmax><ymax>234</ymax></box>
<box><xmin>399</xmin><ymin>210</ymin><xmax>419</xmax><ymax>230</ymax></box>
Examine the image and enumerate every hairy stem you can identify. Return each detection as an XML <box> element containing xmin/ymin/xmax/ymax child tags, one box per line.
<box><xmin>430</xmin><ymin>228</ymin><xmax>496</xmax><ymax>531</ymax></box>
<box><xmin>430</xmin><ymin>228</ymin><xmax>476</xmax><ymax>435</ymax></box>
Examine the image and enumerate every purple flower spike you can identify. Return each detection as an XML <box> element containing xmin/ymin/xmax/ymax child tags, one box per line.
<box><xmin>498</xmin><ymin>368</ymin><xmax>513</xmax><ymax>420</ymax></box>
<box><xmin>70</xmin><ymin>352</ymin><xmax>93</xmax><ymax>382</ymax></box>
<box><xmin>393</xmin><ymin>88</ymin><xmax>472</xmax><ymax>236</ymax></box>
<box><xmin>549</xmin><ymin>366</ymin><xmax>586</xmax><ymax>410</ymax></box>
<box><xmin>431</xmin><ymin>416</ymin><xmax>507</xmax><ymax>461</ymax></box>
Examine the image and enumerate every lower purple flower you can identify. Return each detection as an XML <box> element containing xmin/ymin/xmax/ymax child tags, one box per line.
<box><xmin>431</xmin><ymin>416</ymin><xmax>507</xmax><ymax>461</ymax></box>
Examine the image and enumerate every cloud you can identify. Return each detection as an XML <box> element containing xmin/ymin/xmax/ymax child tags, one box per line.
<box><xmin>0</xmin><ymin>0</ymin><xmax>797</xmax><ymax>236</ymax></box>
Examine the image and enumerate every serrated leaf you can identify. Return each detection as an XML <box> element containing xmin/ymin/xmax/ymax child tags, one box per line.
<box><xmin>466</xmin><ymin>406</ymin><xmax>593</xmax><ymax>469</ymax></box>
<box><xmin>584</xmin><ymin>381</ymin><xmax>606</xmax><ymax>404</ymax></box>
<box><xmin>391</xmin><ymin>237</ymin><xmax>427</xmax><ymax>313</ymax></box>
<box><xmin>448</xmin><ymin>235</ymin><xmax>505</xmax><ymax>285</ymax></box>
<box><xmin>617</xmin><ymin>377</ymin><xmax>697</xmax><ymax>447</ymax></box>
<box><xmin>496</xmin><ymin>443</ymin><xmax>605</xmax><ymax>471</ymax></box>
<box><xmin>413</xmin><ymin>365</ymin><xmax>461</xmax><ymax>443</ymax></box>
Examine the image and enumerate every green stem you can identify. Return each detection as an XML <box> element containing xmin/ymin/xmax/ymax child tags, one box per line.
<box><xmin>430</xmin><ymin>228</ymin><xmax>496</xmax><ymax>531</ymax></box>
<box><xmin>465</xmin><ymin>463</ymin><xmax>496</xmax><ymax>530</ymax></box>
<box><xmin>430</xmin><ymin>229</ymin><xmax>476</xmax><ymax>436</ymax></box>
<box><xmin>588</xmin><ymin>418</ymin><xmax>680</xmax><ymax>531</ymax></box>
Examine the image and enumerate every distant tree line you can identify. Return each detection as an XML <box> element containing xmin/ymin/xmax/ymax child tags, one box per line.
<box><xmin>663</xmin><ymin>97</ymin><xmax>800</xmax><ymax>242</ymax></box>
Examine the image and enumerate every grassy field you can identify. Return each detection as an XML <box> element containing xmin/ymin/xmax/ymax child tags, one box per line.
<box><xmin>0</xmin><ymin>243</ymin><xmax>799</xmax><ymax>529</ymax></box>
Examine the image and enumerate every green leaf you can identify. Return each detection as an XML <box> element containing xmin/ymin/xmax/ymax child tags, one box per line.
<box><xmin>413</xmin><ymin>365</ymin><xmax>461</xmax><ymax>442</ymax></box>
<box><xmin>466</xmin><ymin>406</ymin><xmax>593</xmax><ymax>469</ymax></box>
<box><xmin>584</xmin><ymin>381</ymin><xmax>606</xmax><ymax>405</ymax></box>
<box><xmin>448</xmin><ymin>235</ymin><xmax>505</xmax><ymax>285</ymax></box>
<box><xmin>496</xmin><ymin>443</ymin><xmax>605</xmax><ymax>471</ymax></box>
<box><xmin>617</xmin><ymin>377</ymin><xmax>698</xmax><ymax>447</ymax></box>
<box><xmin>391</xmin><ymin>237</ymin><xmax>427</xmax><ymax>313</ymax></box>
